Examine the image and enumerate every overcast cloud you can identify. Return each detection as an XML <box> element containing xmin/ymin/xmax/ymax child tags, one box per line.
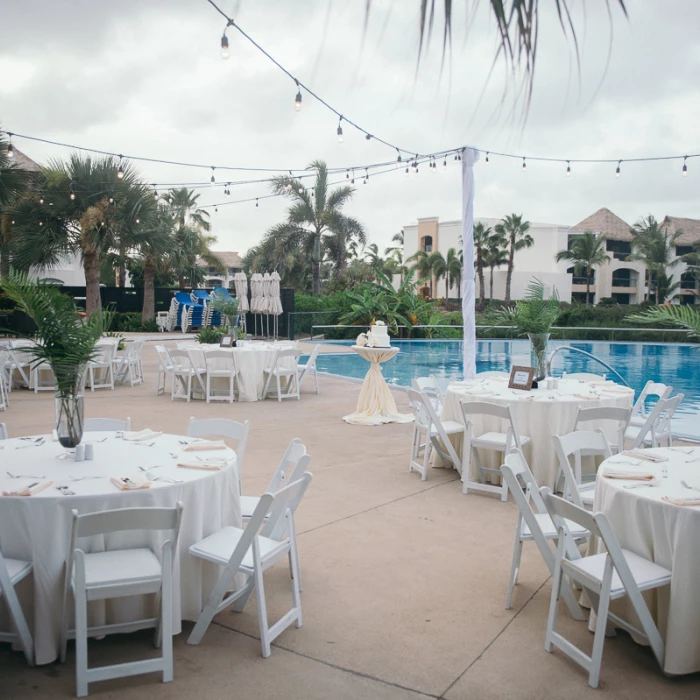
<box><xmin>1</xmin><ymin>0</ymin><xmax>698</xmax><ymax>255</ymax></box>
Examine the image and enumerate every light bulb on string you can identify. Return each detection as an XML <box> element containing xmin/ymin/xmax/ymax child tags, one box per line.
<box><xmin>215</xmin><ymin>207</ymin><xmax>218</xmax><ymax>213</ymax></box>
<box><xmin>485</xmin><ymin>152</ymin><xmax>489</xmax><ymax>164</ymax></box>
<box><xmin>39</xmin><ymin>221</ymin><xmax>43</xmax><ymax>227</ymax></box>
<box><xmin>457</xmin><ymin>151</ymin><xmax>462</xmax><ymax>162</ymax></box>
<box><xmin>109</xmin><ymin>196</ymin><xmax>115</xmax><ymax>204</ymax></box>
<box><xmin>153</xmin><ymin>185</ymin><xmax>158</xmax><ymax>199</ymax></box>
<box><xmin>39</xmin><ymin>196</ymin><xmax>44</xmax><ymax>204</ymax></box>
<box><xmin>210</xmin><ymin>167</ymin><xmax>216</xmax><ymax>185</ymax></box>
<box><xmin>346</xmin><ymin>170</ymin><xmax>350</xmax><ymax>180</ymax></box>
<box><xmin>298</xmin><ymin>186</ymin><xmax>304</xmax><ymax>194</ymax></box>
<box><xmin>70</xmin><ymin>187</ymin><xmax>75</xmax><ymax>201</ymax></box>
<box><xmin>351</xmin><ymin>169</ymin><xmax>355</xmax><ymax>184</ymax></box>
<box><xmin>443</xmin><ymin>158</ymin><xmax>447</xmax><ymax>170</ymax></box>
<box><xmin>405</xmin><ymin>166</ymin><xmax>409</xmax><ymax>176</ymax></box>
<box><xmin>365</xmin><ymin>168</ymin><xmax>369</xmax><ymax>183</ymax></box>
<box><xmin>6</xmin><ymin>135</ymin><xmax>14</xmax><ymax>159</ymax></box>
<box><xmin>168</xmin><ymin>195</ymin><xmax>173</xmax><ymax>205</ymax></box>
<box><xmin>224</xmin><ymin>184</ymin><xmax>230</xmax><ymax>198</ymax></box>
<box><xmin>337</xmin><ymin>117</ymin><xmax>343</xmax><ymax>143</ymax></box>
<box><xmin>220</xmin><ymin>21</ymin><xmax>231</xmax><ymax>59</ymax></box>
<box><xmin>682</xmin><ymin>157</ymin><xmax>688</xmax><ymax>177</ymax></box>
<box><xmin>615</xmin><ymin>160</ymin><xmax>621</xmax><ymax>178</ymax></box>
<box><xmin>256</xmin><ymin>198</ymin><xmax>259</xmax><ymax>207</ymax></box>
<box><xmin>566</xmin><ymin>161</ymin><xmax>571</xmax><ymax>177</ymax></box>
<box><xmin>135</xmin><ymin>217</ymin><xmax>140</xmax><ymax>224</ymax></box>
<box><xmin>294</xmin><ymin>81</ymin><xmax>302</xmax><ymax>111</ymax></box>
<box><xmin>522</xmin><ymin>157</ymin><xmax>527</xmax><ymax>172</ymax></box>
<box><xmin>396</xmin><ymin>149</ymin><xmax>402</xmax><ymax>164</ymax></box>
<box><xmin>117</xmin><ymin>156</ymin><xmax>124</xmax><ymax>179</ymax></box>
<box><xmin>365</xmin><ymin>133</ymin><xmax>371</xmax><ymax>141</ymax></box>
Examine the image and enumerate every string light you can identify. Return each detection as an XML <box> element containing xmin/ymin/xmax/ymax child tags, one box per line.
<box><xmin>615</xmin><ymin>160</ymin><xmax>621</xmax><ymax>178</ymax></box>
<box><xmin>683</xmin><ymin>156</ymin><xmax>688</xmax><ymax>177</ymax></box>
<box><xmin>117</xmin><ymin>156</ymin><xmax>124</xmax><ymax>179</ymax></box>
<box><xmin>224</xmin><ymin>183</ymin><xmax>230</xmax><ymax>197</ymax></box>
<box><xmin>363</xmin><ymin>168</ymin><xmax>369</xmax><ymax>185</ymax></box>
<box><xmin>294</xmin><ymin>81</ymin><xmax>302</xmax><ymax>111</ymax></box>
<box><xmin>69</xmin><ymin>186</ymin><xmax>75</xmax><ymax>200</ymax></box>
<box><xmin>443</xmin><ymin>158</ymin><xmax>447</xmax><ymax>170</ymax></box>
<box><xmin>255</xmin><ymin>198</ymin><xmax>259</xmax><ymax>207</ymax></box>
<box><xmin>396</xmin><ymin>149</ymin><xmax>402</xmax><ymax>164</ymax></box>
<box><xmin>485</xmin><ymin>152</ymin><xmax>489</xmax><ymax>164</ymax></box>
<box><xmin>351</xmin><ymin>169</ymin><xmax>355</xmax><ymax>184</ymax></box>
<box><xmin>298</xmin><ymin>186</ymin><xmax>304</xmax><ymax>193</ymax></box>
<box><xmin>6</xmin><ymin>134</ymin><xmax>14</xmax><ymax>159</ymax></box>
<box><xmin>215</xmin><ymin>207</ymin><xmax>218</xmax><ymax>213</ymax></box>
<box><xmin>365</xmin><ymin>134</ymin><xmax>372</xmax><ymax>141</ymax></box>
<box><xmin>405</xmin><ymin>166</ymin><xmax>409</xmax><ymax>176</ymax></box>
<box><xmin>221</xmin><ymin>19</ymin><xmax>233</xmax><ymax>59</ymax></box>
<box><xmin>210</xmin><ymin>167</ymin><xmax>216</xmax><ymax>184</ymax></box>
<box><xmin>39</xmin><ymin>196</ymin><xmax>44</xmax><ymax>204</ymax></box>
<box><xmin>135</xmin><ymin>217</ymin><xmax>140</xmax><ymax>224</ymax></box>
<box><xmin>109</xmin><ymin>196</ymin><xmax>115</xmax><ymax>204</ymax></box>
<box><xmin>153</xmin><ymin>184</ymin><xmax>158</xmax><ymax>199</ymax></box>
<box><xmin>337</xmin><ymin>117</ymin><xmax>343</xmax><ymax>142</ymax></box>
<box><xmin>522</xmin><ymin>157</ymin><xmax>527</xmax><ymax>172</ymax></box>
<box><xmin>346</xmin><ymin>170</ymin><xmax>350</xmax><ymax>180</ymax></box>
<box><xmin>167</xmin><ymin>195</ymin><xmax>173</xmax><ymax>205</ymax></box>
<box><xmin>566</xmin><ymin>161</ymin><xmax>571</xmax><ymax>177</ymax></box>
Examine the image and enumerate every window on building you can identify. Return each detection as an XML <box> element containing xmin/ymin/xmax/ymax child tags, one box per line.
<box><xmin>676</xmin><ymin>245</ymin><xmax>693</xmax><ymax>257</ymax></box>
<box><xmin>681</xmin><ymin>271</ymin><xmax>697</xmax><ymax>290</ymax></box>
<box><xmin>421</xmin><ymin>235</ymin><xmax>433</xmax><ymax>253</ymax></box>
<box><xmin>612</xmin><ymin>269</ymin><xmax>635</xmax><ymax>288</ymax></box>
<box><xmin>611</xmin><ymin>293</ymin><xmax>631</xmax><ymax>305</ymax></box>
<box><xmin>567</xmin><ymin>266</ymin><xmax>595</xmax><ymax>286</ymax></box>
<box><xmin>606</xmin><ymin>239</ymin><xmax>632</xmax><ymax>261</ymax></box>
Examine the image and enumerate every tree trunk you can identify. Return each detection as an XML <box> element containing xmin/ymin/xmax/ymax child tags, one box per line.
<box><xmin>477</xmin><ymin>264</ymin><xmax>485</xmax><ymax>304</ymax></box>
<box><xmin>312</xmin><ymin>232</ymin><xmax>321</xmax><ymax>296</ymax></box>
<box><xmin>586</xmin><ymin>266</ymin><xmax>591</xmax><ymax>305</ymax></box>
<box><xmin>83</xmin><ymin>250</ymin><xmax>102</xmax><ymax>315</ymax></box>
<box><xmin>179</xmin><ymin>276</ymin><xmax>186</xmax><ymax>289</ymax></box>
<box><xmin>142</xmin><ymin>259</ymin><xmax>155</xmax><ymax>322</ymax></box>
<box><xmin>117</xmin><ymin>263</ymin><xmax>126</xmax><ymax>287</ymax></box>
<box><xmin>505</xmin><ymin>233</ymin><xmax>515</xmax><ymax>302</ymax></box>
<box><xmin>0</xmin><ymin>213</ymin><xmax>10</xmax><ymax>280</ymax></box>
<box><xmin>489</xmin><ymin>267</ymin><xmax>494</xmax><ymax>301</ymax></box>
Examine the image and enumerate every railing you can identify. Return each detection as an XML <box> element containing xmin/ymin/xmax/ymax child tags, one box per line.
<box><xmin>612</xmin><ymin>279</ymin><xmax>637</xmax><ymax>288</ymax></box>
<box><xmin>571</xmin><ymin>277</ymin><xmax>594</xmax><ymax>286</ymax></box>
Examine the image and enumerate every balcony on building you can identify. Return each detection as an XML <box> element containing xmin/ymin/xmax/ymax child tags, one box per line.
<box><xmin>606</xmin><ymin>239</ymin><xmax>632</xmax><ymax>262</ymax></box>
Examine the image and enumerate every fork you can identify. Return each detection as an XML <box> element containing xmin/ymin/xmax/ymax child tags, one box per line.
<box><xmin>68</xmin><ymin>475</ymin><xmax>103</xmax><ymax>481</ymax></box>
<box><xmin>140</xmin><ymin>469</ymin><xmax>182</xmax><ymax>483</ymax></box>
<box><xmin>681</xmin><ymin>480</ymin><xmax>700</xmax><ymax>493</ymax></box>
<box><xmin>134</xmin><ymin>441</ymin><xmax>155</xmax><ymax>447</ymax></box>
<box><xmin>623</xmin><ymin>483</ymin><xmax>655</xmax><ymax>489</ymax></box>
<box><xmin>15</xmin><ymin>439</ymin><xmax>45</xmax><ymax>450</ymax></box>
<box><xmin>6</xmin><ymin>471</ymin><xmax>45</xmax><ymax>479</ymax></box>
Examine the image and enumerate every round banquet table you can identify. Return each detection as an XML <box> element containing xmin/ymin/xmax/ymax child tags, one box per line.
<box><xmin>0</xmin><ymin>431</ymin><xmax>240</xmax><ymax>665</ymax></box>
<box><xmin>178</xmin><ymin>341</ymin><xmax>299</xmax><ymax>402</ymax></box>
<box><xmin>439</xmin><ymin>377</ymin><xmax>634</xmax><ymax>488</ymax></box>
<box><xmin>593</xmin><ymin>447</ymin><xmax>700</xmax><ymax>675</ymax></box>
<box><xmin>342</xmin><ymin>346</ymin><xmax>413</xmax><ymax>426</ymax></box>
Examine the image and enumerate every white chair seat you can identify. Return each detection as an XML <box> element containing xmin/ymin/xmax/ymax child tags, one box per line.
<box><xmin>240</xmin><ymin>495</ymin><xmax>260</xmax><ymax>519</ymax></box>
<box><xmin>190</xmin><ymin>526</ymin><xmax>287</xmax><ymax>571</ymax></box>
<box><xmin>522</xmin><ymin>514</ymin><xmax>588</xmax><ymax>540</ymax></box>
<box><xmin>3</xmin><ymin>557</ymin><xmax>32</xmax><ymax>585</ymax></box>
<box><xmin>567</xmin><ymin>549</ymin><xmax>672</xmax><ymax>598</ymax></box>
<box><xmin>473</xmin><ymin>432</ymin><xmax>531</xmax><ymax>447</ymax></box>
<box><xmin>624</xmin><ymin>425</ymin><xmax>643</xmax><ymax>440</ymax></box>
<box><xmin>628</xmin><ymin>415</ymin><xmax>645</xmax><ymax>427</ymax></box>
<box><xmin>429</xmin><ymin>420</ymin><xmax>464</xmax><ymax>436</ymax></box>
<box><xmin>77</xmin><ymin>549</ymin><xmax>162</xmax><ymax>589</ymax></box>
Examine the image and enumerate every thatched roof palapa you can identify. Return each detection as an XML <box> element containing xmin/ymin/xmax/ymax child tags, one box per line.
<box><xmin>569</xmin><ymin>207</ymin><xmax>633</xmax><ymax>241</ymax></box>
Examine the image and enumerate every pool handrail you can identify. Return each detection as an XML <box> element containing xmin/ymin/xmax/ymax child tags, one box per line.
<box><xmin>545</xmin><ymin>346</ymin><xmax>631</xmax><ymax>388</ymax></box>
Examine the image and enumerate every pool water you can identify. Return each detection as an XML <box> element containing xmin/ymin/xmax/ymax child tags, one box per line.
<box><xmin>312</xmin><ymin>340</ymin><xmax>700</xmax><ymax>438</ymax></box>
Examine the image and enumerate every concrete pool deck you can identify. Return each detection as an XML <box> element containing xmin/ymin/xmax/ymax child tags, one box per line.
<box><xmin>1</xmin><ymin>337</ymin><xmax>698</xmax><ymax>699</ymax></box>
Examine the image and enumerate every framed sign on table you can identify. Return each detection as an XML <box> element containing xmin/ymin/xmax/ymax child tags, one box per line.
<box><xmin>508</xmin><ymin>365</ymin><xmax>535</xmax><ymax>391</ymax></box>
<box><xmin>219</xmin><ymin>334</ymin><xmax>235</xmax><ymax>348</ymax></box>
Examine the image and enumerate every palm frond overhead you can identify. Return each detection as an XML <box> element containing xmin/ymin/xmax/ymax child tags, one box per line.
<box><xmin>626</xmin><ymin>305</ymin><xmax>700</xmax><ymax>340</ymax></box>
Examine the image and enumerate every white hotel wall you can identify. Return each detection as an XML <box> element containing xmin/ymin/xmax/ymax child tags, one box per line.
<box><xmin>403</xmin><ymin>216</ymin><xmax>572</xmax><ymax>301</ymax></box>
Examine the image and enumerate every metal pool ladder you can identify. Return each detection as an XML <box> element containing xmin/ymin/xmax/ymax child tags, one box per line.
<box><xmin>545</xmin><ymin>346</ymin><xmax>632</xmax><ymax>388</ymax></box>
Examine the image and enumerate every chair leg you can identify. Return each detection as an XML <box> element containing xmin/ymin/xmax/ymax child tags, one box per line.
<box><xmin>74</xmin><ymin>589</ymin><xmax>89</xmax><ymax>698</ymax></box>
<box><xmin>161</xmin><ymin>560</ymin><xmax>174</xmax><ymax>682</ymax></box>
<box><xmin>253</xmin><ymin>565</ymin><xmax>271</xmax><ymax>658</ymax></box>
<box><xmin>276</xmin><ymin>374</ymin><xmax>282</xmax><ymax>403</ymax></box>
<box><xmin>588</xmin><ymin>581</ymin><xmax>612</xmax><ymax>688</ymax></box>
<box><xmin>505</xmin><ymin>530</ymin><xmax>523</xmax><ymax>610</ymax></box>
<box><xmin>206</xmin><ymin>374</ymin><xmax>211</xmax><ymax>404</ymax></box>
<box><xmin>314</xmin><ymin>370</ymin><xmax>319</xmax><ymax>394</ymax></box>
<box><xmin>3</xmin><ymin>576</ymin><xmax>34</xmax><ymax>665</ymax></box>
<box><xmin>462</xmin><ymin>444</ymin><xmax>473</xmax><ymax>494</ymax></box>
<box><xmin>289</xmin><ymin>540</ymin><xmax>303</xmax><ymax>628</ymax></box>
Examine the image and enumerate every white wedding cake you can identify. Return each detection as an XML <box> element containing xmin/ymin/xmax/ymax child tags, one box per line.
<box><xmin>368</xmin><ymin>320</ymin><xmax>391</xmax><ymax>348</ymax></box>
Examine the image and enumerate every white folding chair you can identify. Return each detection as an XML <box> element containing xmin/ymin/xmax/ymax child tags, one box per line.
<box><xmin>169</xmin><ymin>349</ymin><xmax>198</xmax><ymax>402</ymax></box>
<box><xmin>629</xmin><ymin>380</ymin><xmax>672</xmax><ymax>428</ymax></box>
<box><xmin>624</xmin><ymin>394</ymin><xmax>683</xmax><ymax>449</ymax></box>
<box><xmin>187</xmin><ymin>417</ymin><xmax>249</xmax><ymax>490</ymax></box>
<box><xmin>204</xmin><ymin>350</ymin><xmax>239</xmax><ymax>403</ymax></box>
<box><xmin>541</xmin><ymin>488</ymin><xmax>671</xmax><ymax>689</ymax></box>
<box><xmin>460</xmin><ymin>400</ymin><xmax>531</xmax><ymax>500</ymax></box>
<box><xmin>187</xmin><ymin>473</ymin><xmax>313</xmax><ymax>657</ymax></box>
<box><xmin>7</xmin><ymin>344</ymin><xmax>32</xmax><ymax>389</ymax></box>
<box><xmin>429</xmin><ymin>374</ymin><xmax>448</xmax><ymax>405</ymax></box>
<box><xmin>32</xmin><ymin>361</ymin><xmax>56</xmax><ymax>393</ymax></box>
<box><xmin>113</xmin><ymin>340</ymin><xmax>145</xmax><ymax>387</ymax></box>
<box><xmin>87</xmin><ymin>343</ymin><xmax>116</xmax><ymax>391</ymax></box>
<box><xmin>573</xmin><ymin>405</ymin><xmax>631</xmax><ymax>456</ymax></box>
<box><xmin>411</xmin><ymin>377</ymin><xmax>442</xmax><ymax>410</ymax></box>
<box><xmin>262</xmin><ymin>348</ymin><xmax>301</xmax><ymax>401</ymax></box>
<box><xmin>0</xmin><ymin>349</ymin><xmax>8</xmax><ymax>410</ymax></box>
<box><xmin>60</xmin><ymin>504</ymin><xmax>184</xmax><ymax>697</ymax></box>
<box><xmin>0</xmin><ymin>422</ymin><xmax>7</xmax><ymax>439</ymax></box>
<box><xmin>83</xmin><ymin>417</ymin><xmax>131</xmax><ymax>432</ymax></box>
<box><xmin>297</xmin><ymin>344</ymin><xmax>321</xmax><ymax>394</ymax></box>
<box><xmin>500</xmin><ymin>450</ymin><xmax>588</xmax><ymax>615</ymax></box>
<box><xmin>185</xmin><ymin>348</ymin><xmax>208</xmax><ymax>397</ymax></box>
<box><xmin>406</xmin><ymin>388</ymin><xmax>463</xmax><ymax>480</ymax></box>
<box><xmin>0</xmin><ymin>550</ymin><xmax>34</xmax><ymax>665</ymax></box>
<box><xmin>563</xmin><ymin>372</ymin><xmax>606</xmax><ymax>381</ymax></box>
<box><xmin>553</xmin><ymin>429</ymin><xmax>612</xmax><ymax>508</ymax></box>
<box><xmin>154</xmin><ymin>345</ymin><xmax>175</xmax><ymax>396</ymax></box>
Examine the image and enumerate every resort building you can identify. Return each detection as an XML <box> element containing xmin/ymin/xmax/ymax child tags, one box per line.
<box><xmin>196</xmin><ymin>251</ymin><xmax>243</xmax><ymax>289</ymax></box>
<box><xmin>402</xmin><ymin>216</ymin><xmax>573</xmax><ymax>302</ymax></box>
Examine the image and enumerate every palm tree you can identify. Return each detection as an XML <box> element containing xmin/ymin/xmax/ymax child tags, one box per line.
<box><xmin>446</xmin><ymin>247</ymin><xmax>463</xmax><ymax>302</ymax></box>
<box><xmin>473</xmin><ymin>222</ymin><xmax>492</xmax><ymax>304</ymax></box>
<box><xmin>555</xmin><ymin>231</ymin><xmax>609</xmax><ymax>305</ymax></box>
<box><xmin>495</xmin><ymin>214</ymin><xmax>533</xmax><ymax>302</ymax></box>
<box><xmin>408</xmin><ymin>249</ymin><xmax>433</xmax><ymax>296</ymax></box>
<box><xmin>10</xmin><ymin>154</ymin><xmax>152</xmax><ymax>314</ymax></box>
<box><xmin>385</xmin><ymin>249</ymin><xmax>408</xmax><ymax>285</ymax></box>
<box><xmin>428</xmin><ymin>251</ymin><xmax>448</xmax><ymax>300</ymax></box>
<box><xmin>267</xmin><ymin>160</ymin><xmax>365</xmax><ymax>295</ymax></box>
<box><xmin>364</xmin><ymin>243</ymin><xmax>384</xmax><ymax>270</ymax></box>
<box><xmin>628</xmin><ymin>216</ymin><xmax>683</xmax><ymax>303</ymax></box>
<box><xmin>484</xmin><ymin>230</ymin><xmax>509</xmax><ymax>301</ymax></box>
<box><xmin>384</xmin><ymin>230</ymin><xmax>404</xmax><ymax>256</ymax></box>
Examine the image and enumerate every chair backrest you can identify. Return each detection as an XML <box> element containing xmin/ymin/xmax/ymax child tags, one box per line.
<box><xmin>412</xmin><ymin>376</ymin><xmax>440</xmax><ymax>399</ymax></box>
<box><xmin>130</xmin><ymin>339</ymin><xmax>145</xmax><ymax>359</ymax></box>
<box><xmin>304</xmin><ymin>345</ymin><xmax>321</xmax><ymax>369</ymax></box>
<box><xmin>204</xmin><ymin>350</ymin><xmax>236</xmax><ymax>372</ymax></box>
<box><xmin>274</xmin><ymin>347</ymin><xmax>301</xmax><ymax>362</ymax></box>
<box><xmin>406</xmin><ymin>387</ymin><xmax>429</xmax><ymax>427</ymax></box>
<box><xmin>267</xmin><ymin>439</ymin><xmax>308</xmax><ymax>493</ymax></box>
<box><xmin>461</xmin><ymin>400</ymin><xmax>525</xmax><ymax>449</ymax></box>
<box><xmin>564</xmin><ymin>372</ymin><xmax>606</xmax><ymax>381</ymax></box>
<box><xmin>0</xmin><ymin>423</ymin><xmax>7</xmax><ymax>440</ymax></box>
<box><xmin>628</xmin><ymin>393</ymin><xmax>682</xmax><ymax>448</ymax></box>
<box><xmin>84</xmin><ymin>417</ymin><xmax>131</xmax><ymax>432</ymax></box>
<box><xmin>262</xmin><ymin>472</ymin><xmax>313</xmax><ymax>541</ymax></box>
<box><xmin>187</xmin><ymin>417</ymin><xmax>250</xmax><ymax>468</ymax></box>
<box><xmin>540</xmin><ymin>487</ymin><xmax>598</xmax><ymax>542</ymax></box>
<box><xmin>501</xmin><ymin>448</ymin><xmax>548</xmax><ymax>516</ymax></box>
<box><xmin>186</xmin><ymin>348</ymin><xmax>208</xmax><ymax>374</ymax></box>
<box><xmin>154</xmin><ymin>345</ymin><xmax>174</xmax><ymax>370</ymax></box>
<box><xmin>573</xmin><ymin>405</ymin><xmax>632</xmax><ymax>451</ymax></box>
<box><xmin>428</xmin><ymin>374</ymin><xmax>448</xmax><ymax>402</ymax></box>
<box><xmin>413</xmin><ymin>388</ymin><xmax>463</xmax><ymax>471</ymax></box>
<box><xmin>93</xmin><ymin>343</ymin><xmax>115</xmax><ymax>364</ymax></box>
<box><xmin>168</xmin><ymin>348</ymin><xmax>190</xmax><ymax>370</ymax></box>
<box><xmin>631</xmin><ymin>380</ymin><xmax>672</xmax><ymax>420</ymax></box>
<box><xmin>652</xmin><ymin>393</ymin><xmax>683</xmax><ymax>440</ymax></box>
<box><xmin>553</xmin><ymin>429</ymin><xmax>611</xmax><ymax>506</ymax></box>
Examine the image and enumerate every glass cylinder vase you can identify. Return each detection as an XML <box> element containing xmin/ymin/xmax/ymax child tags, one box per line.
<box><xmin>54</xmin><ymin>364</ymin><xmax>86</xmax><ymax>448</ymax></box>
<box><xmin>527</xmin><ymin>332</ymin><xmax>550</xmax><ymax>381</ymax></box>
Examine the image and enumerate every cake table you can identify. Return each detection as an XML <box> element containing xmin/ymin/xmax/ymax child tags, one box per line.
<box><xmin>342</xmin><ymin>345</ymin><xmax>414</xmax><ymax>426</ymax></box>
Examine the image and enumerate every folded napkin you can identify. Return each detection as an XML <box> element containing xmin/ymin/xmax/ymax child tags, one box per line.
<box><xmin>661</xmin><ymin>496</ymin><xmax>700</xmax><ymax>507</ymax></box>
<box><xmin>621</xmin><ymin>450</ymin><xmax>668</xmax><ymax>463</ymax></box>
<box><xmin>2</xmin><ymin>481</ymin><xmax>53</xmax><ymax>497</ymax></box>
<box><xmin>600</xmin><ymin>386</ymin><xmax>634</xmax><ymax>394</ymax></box>
<box><xmin>123</xmin><ymin>429</ymin><xmax>163</xmax><ymax>442</ymax></box>
<box><xmin>602</xmin><ymin>469</ymin><xmax>655</xmax><ymax>481</ymax></box>
<box><xmin>111</xmin><ymin>476</ymin><xmax>151</xmax><ymax>490</ymax></box>
<box><xmin>182</xmin><ymin>440</ymin><xmax>228</xmax><ymax>452</ymax></box>
<box><xmin>574</xmin><ymin>394</ymin><xmax>597</xmax><ymax>400</ymax></box>
<box><xmin>177</xmin><ymin>461</ymin><xmax>227</xmax><ymax>471</ymax></box>
<box><xmin>590</xmin><ymin>380</ymin><xmax>615</xmax><ymax>387</ymax></box>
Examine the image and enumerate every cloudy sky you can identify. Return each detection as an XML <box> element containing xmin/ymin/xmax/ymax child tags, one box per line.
<box><xmin>1</xmin><ymin>1</ymin><xmax>698</xmax><ymax>256</ymax></box>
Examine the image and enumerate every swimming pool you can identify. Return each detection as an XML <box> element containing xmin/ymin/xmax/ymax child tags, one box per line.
<box><xmin>313</xmin><ymin>339</ymin><xmax>700</xmax><ymax>438</ymax></box>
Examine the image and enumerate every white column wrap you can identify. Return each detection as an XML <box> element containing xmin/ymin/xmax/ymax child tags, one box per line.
<box><xmin>461</xmin><ymin>148</ymin><xmax>480</xmax><ymax>379</ymax></box>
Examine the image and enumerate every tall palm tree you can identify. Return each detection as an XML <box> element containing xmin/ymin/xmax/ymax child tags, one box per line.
<box><xmin>428</xmin><ymin>251</ymin><xmax>448</xmax><ymax>300</ymax></box>
<box><xmin>364</xmin><ymin>243</ymin><xmax>384</xmax><ymax>270</ymax></box>
<box><xmin>628</xmin><ymin>216</ymin><xmax>683</xmax><ymax>303</ymax></box>
<box><xmin>473</xmin><ymin>222</ymin><xmax>492</xmax><ymax>304</ymax></box>
<box><xmin>408</xmin><ymin>249</ymin><xmax>433</xmax><ymax>296</ymax></box>
<box><xmin>555</xmin><ymin>231</ymin><xmax>609</xmax><ymax>305</ymax></box>
<box><xmin>384</xmin><ymin>230</ymin><xmax>404</xmax><ymax>256</ymax></box>
<box><xmin>446</xmin><ymin>247</ymin><xmax>462</xmax><ymax>302</ymax></box>
<box><xmin>484</xmin><ymin>230</ymin><xmax>509</xmax><ymax>301</ymax></box>
<box><xmin>10</xmin><ymin>154</ymin><xmax>151</xmax><ymax>314</ymax></box>
<box><xmin>495</xmin><ymin>214</ymin><xmax>533</xmax><ymax>302</ymax></box>
<box><xmin>267</xmin><ymin>160</ymin><xmax>365</xmax><ymax>295</ymax></box>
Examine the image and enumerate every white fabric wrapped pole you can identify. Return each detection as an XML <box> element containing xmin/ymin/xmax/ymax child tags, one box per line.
<box><xmin>461</xmin><ymin>148</ymin><xmax>480</xmax><ymax>379</ymax></box>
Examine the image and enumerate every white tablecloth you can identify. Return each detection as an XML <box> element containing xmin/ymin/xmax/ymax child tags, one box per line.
<box><xmin>593</xmin><ymin>448</ymin><xmax>700</xmax><ymax>675</ymax></box>
<box><xmin>179</xmin><ymin>342</ymin><xmax>298</xmax><ymax>401</ymax></box>
<box><xmin>342</xmin><ymin>346</ymin><xmax>413</xmax><ymax>426</ymax></box>
<box><xmin>440</xmin><ymin>377</ymin><xmax>634</xmax><ymax>487</ymax></box>
<box><xmin>0</xmin><ymin>432</ymin><xmax>240</xmax><ymax>665</ymax></box>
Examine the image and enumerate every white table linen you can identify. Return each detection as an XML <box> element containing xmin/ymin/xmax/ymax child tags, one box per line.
<box><xmin>343</xmin><ymin>346</ymin><xmax>413</xmax><ymax>426</ymax></box>
<box><xmin>0</xmin><ymin>431</ymin><xmax>240</xmax><ymax>665</ymax></box>
<box><xmin>593</xmin><ymin>448</ymin><xmax>700</xmax><ymax>675</ymax></box>
<box><xmin>179</xmin><ymin>342</ymin><xmax>298</xmax><ymax>401</ymax></box>
<box><xmin>439</xmin><ymin>377</ymin><xmax>634</xmax><ymax>487</ymax></box>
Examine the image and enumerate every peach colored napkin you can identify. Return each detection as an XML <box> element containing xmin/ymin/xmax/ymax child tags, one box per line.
<box><xmin>603</xmin><ymin>470</ymin><xmax>655</xmax><ymax>481</ymax></box>
<box><xmin>574</xmin><ymin>394</ymin><xmax>596</xmax><ymax>400</ymax></box>
<box><xmin>590</xmin><ymin>380</ymin><xmax>615</xmax><ymax>387</ymax></box>
<box><xmin>2</xmin><ymin>481</ymin><xmax>53</xmax><ymax>497</ymax></box>
<box><xmin>122</xmin><ymin>429</ymin><xmax>163</xmax><ymax>442</ymax></box>
<box><xmin>621</xmin><ymin>450</ymin><xmax>668</xmax><ymax>463</ymax></box>
<box><xmin>111</xmin><ymin>477</ymin><xmax>151</xmax><ymax>490</ymax></box>
<box><xmin>182</xmin><ymin>440</ymin><xmax>228</xmax><ymax>452</ymax></box>
<box><xmin>600</xmin><ymin>387</ymin><xmax>634</xmax><ymax>394</ymax></box>
<box><xmin>177</xmin><ymin>461</ymin><xmax>227</xmax><ymax>471</ymax></box>
<box><xmin>661</xmin><ymin>496</ymin><xmax>700</xmax><ymax>506</ymax></box>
